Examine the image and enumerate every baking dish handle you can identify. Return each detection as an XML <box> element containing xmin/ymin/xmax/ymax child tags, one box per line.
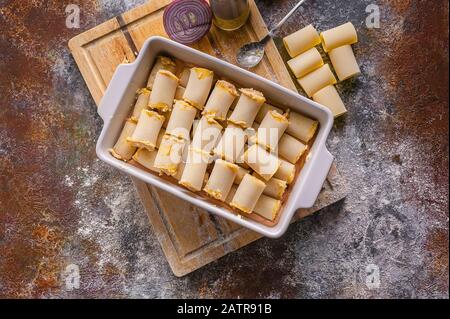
<box><xmin>97</xmin><ymin>63</ymin><xmax>135</xmax><ymax>122</ymax></box>
<box><xmin>295</xmin><ymin>146</ymin><xmax>334</xmax><ymax>208</ymax></box>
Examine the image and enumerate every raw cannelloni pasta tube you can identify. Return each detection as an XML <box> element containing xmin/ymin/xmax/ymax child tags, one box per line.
<box><xmin>255</xmin><ymin>110</ymin><xmax>289</xmax><ymax>150</ymax></box>
<box><xmin>228</xmin><ymin>93</ymin><xmax>240</xmax><ymax>111</ymax></box>
<box><xmin>183</xmin><ymin>67</ymin><xmax>214</xmax><ymax>110</ymax></box>
<box><xmin>165</xmin><ymin>100</ymin><xmax>197</xmax><ymax>140</ymax></box>
<box><xmin>213</xmin><ymin>124</ymin><xmax>246</xmax><ymax>163</ymax></box>
<box><xmin>243</xmin><ymin>144</ymin><xmax>280</xmax><ymax>181</ymax></box>
<box><xmin>149</xmin><ymin>70</ymin><xmax>179</xmax><ymax>112</ymax></box>
<box><xmin>230</xmin><ymin>174</ymin><xmax>266</xmax><ymax>213</ymax></box>
<box><xmin>297</xmin><ymin>64</ymin><xmax>337</xmax><ymax>97</ymax></box>
<box><xmin>237</xmin><ymin>153</ymin><xmax>250</xmax><ymax>169</ymax></box>
<box><xmin>234</xmin><ymin>165</ymin><xmax>250</xmax><ymax>184</ymax></box>
<box><xmin>191</xmin><ymin>116</ymin><xmax>223</xmax><ymax>153</ymax></box>
<box><xmin>178</xmin><ymin>67</ymin><xmax>191</xmax><ymax>87</ymax></box>
<box><xmin>147</xmin><ymin>56</ymin><xmax>177</xmax><ymax>88</ymax></box>
<box><xmin>247</xmin><ymin>121</ymin><xmax>259</xmax><ymax>146</ymax></box>
<box><xmin>312</xmin><ymin>85</ymin><xmax>347</xmax><ymax>118</ymax></box>
<box><xmin>203</xmin><ymin>80</ymin><xmax>238</xmax><ymax>120</ymax></box>
<box><xmin>155</xmin><ymin>128</ymin><xmax>165</xmax><ymax>149</ymax></box>
<box><xmin>253</xmin><ymin>195</ymin><xmax>281</xmax><ymax>221</ymax></box>
<box><xmin>254</xmin><ymin>103</ymin><xmax>284</xmax><ymax>124</ymax></box>
<box><xmin>287</xmin><ymin>47</ymin><xmax>324</xmax><ymax>78</ymax></box>
<box><xmin>274</xmin><ymin>158</ymin><xmax>296</xmax><ymax>184</ymax></box>
<box><xmin>252</xmin><ymin>173</ymin><xmax>287</xmax><ymax>199</ymax></box>
<box><xmin>278</xmin><ymin>134</ymin><xmax>307</xmax><ymax>164</ymax></box>
<box><xmin>328</xmin><ymin>45</ymin><xmax>360</xmax><ymax>81</ymax></box>
<box><xmin>202</xmin><ymin>80</ymin><xmax>238</xmax><ymax>120</ymax></box>
<box><xmin>192</xmin><ymin>119</ymin><xmax>200</xmax><ymax>139</ymax></box>
<box><xmin>154</xmin><ymin>134</ymin><xmax>186</xmax><ymax>176</ymax></box>
<box><xmin>173</xmin><ymin>145</ymin><xmax>189</xmax><ymax>181</ymax></box>
<box><xmin>109</xmin><ymin>119</ymin><xmax>137</xmax><ymax>161</ymax></box>
<box><xmin>320</xmin><ymin>22</ymin><xmax>357</xmax><ymax>52</ymax></box>
<box><xmin>161</xmin><ymin>109</ymin><xmax>172</xmax><ymax>129</ymax></box>
<box><xmin>204</xmin><ymin>159</ymin><xmax>238</xmax><ymax>201</ymax></box>
<box><xmin>127</xmin><ymin>110</ymin><xmax>165</xmax><ymax>151</ymax></box>
<box><xmin>179</xmin><ymin>147</ymin><xmax>211</xmax><ymax>192</ymax></box>
<box><xmin>131</xmin><ymin>88</ymin><xmax>151</xmax><ymax>121</ymax></box>
<box><xmin>174</xmin><ymin>85</ymin><xmax>186</xmax><ymax>100</ymax></box>
<box><xmin>228</xmin><ymin>88</ymin><xmax>266</xmax><ymax>128</ymax></box>
<box><xmin>132</xmin><ymin>148</ymin><xmax>161</xmax><ymax>174</ymax></box>
<box><xmin>286</xmin><ymin>111</ymin><xmax>318</xmax><ymax>143</ymax></box>
<box><xmin>283</xmin><ymin>24</ymin><xmax>321</xmax><ymax>58</ymax></box>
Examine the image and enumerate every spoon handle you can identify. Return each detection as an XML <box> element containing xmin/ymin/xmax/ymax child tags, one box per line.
<box><xmin>268</xmin><ymin>0</ymin><xmax>308</xmax><ymax>37</ymax></box>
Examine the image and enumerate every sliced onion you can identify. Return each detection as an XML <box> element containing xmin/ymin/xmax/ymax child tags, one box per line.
<box><xmin>163</xmin><ymin>0</ymin><xmax>212</xmax><ymax>45</ymax></box>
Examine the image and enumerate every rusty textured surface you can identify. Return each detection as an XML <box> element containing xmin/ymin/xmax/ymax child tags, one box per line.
<box><xmin>0</xmin><ymin>0</ymin><xmax>448</xmax><ymax>298</ymax></box>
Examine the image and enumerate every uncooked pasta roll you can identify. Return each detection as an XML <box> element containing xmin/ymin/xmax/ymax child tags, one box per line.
<box><xmin>155</xmin><ymin>128</ymin><xmax>165</xmax><ymax>149</ymax></box>
<box><xmin>274</xmin><ymin>158</ymin><xmax>296</xmax><ymax>184</ymax></box>
<box><xmin>183</xmin><ymin>67</ymin><xmax>214</xmax><ymax>110</ymax></box>
<box><xmin>286</xmin><ymin>111</ymin><xmax>318</xmax><ymax>143</ymax></box>
<box><xmin>230</xmin><ymin>174</ymin><xmax>266</xmax><ymax>213</ymax></box>
<box><xmin>132</xmin><ymin>148</ymin><xmax>161</xmax><ymax>174</ymax></box>
<box><xmin>149</xmin><ymin>70</ymin><xmax>179</xmax><ymax>112</ymax></box>
<box><xmin>247</xmin><ymin>122</ymin><xmax>259</xmax><ymax>146</ymax></box>
<box><xmin>147</xmin><ymin>56</ymin><xmax>177</xmax><ymax>88</ymax></box>
<box><xmin>253</xmin><ymin>195</ymin><xmax>281</xmax><ymax>221</ymax></box>
<box><xmin>179</xmin><ymin>147</ymin><xmax>211</xmax><ymax>192</ymax></box>
<box><xmin>283</xmin><ymin>24</ymin><xmax>321</xmax><ymax>58</ymax></box>
<box><xmin>252</xmin><ymin>173</ymin><xmax>287</xmax><ymax>199</ymax></box>
<box><xmin>165</xmin><ymin>100</ymin><xmax>197</xmax><ymax>140</ymax></box>
<box><xmin>173</xmin><ymin>145</ymin><xmax>189</xmax><ymax>181</ymax></box>
<box><xmin>312</xmin><ymin>85</ymin><xmax>347</xmax><ymax>118</ymax></box>
<box><xmin>278</xmin><ymin>134</ymin><xmax>307</xmax><ymax>164</ymax></box>
<box><xmin>127</xmin><ymin>110</ymin><xmax>165</xmax><ymax>151</ymax></box>
<box><xmin>174</xmin><ymin>85</ymin><xmax>186</xmax><ymax>100</ymax></box>
<box><xmin>228</xmin><ymin>93</ymin><xmax>240</xmax><ymax>111</ymax></box>
<box><xmin>204</xmin><ymin>159</ymin><xmax>238</xmax><ymax>201</ymax></box>
<box><xmin>287</xmin><ymin>47</ymin><xmax>324</xmax><ymax>78</ymax></box>
<box><xmin>191</xmin><ymin>116</ymin><xmax>223</xmax><ymax>152</ymax></box>
<box><xmin>228</xmin><ymin>88</ymin><xmax>266</xmax><ymax>128</ymax></box>
<box><xmin>255</xmin><ymin>110</ymin><xmax>289</xmax><ymax>150</ymax></box>
<box><xmin>154</xmin><ymin>134</ymin><xmax>186</xmax><ymax>176</ymax></box>
<box><xmin>328</xmin><ymin>45</ymin><xmax>360</xmax><ymax>81</ymax></box>
<box><xmin>243</xmin><ymin>144</ymin><xmax>280</xmax><ymax>181</ymax></box>
<box><xmin>178</xmin><ymin>67</ymin><xmax>191</xmax><ymax>87</ymax></box>
<box><xmin>203</xmin><ymin>80</ymin><xmax>238</xmax><ymax>120</ymax></box>
<box><xmin>320</xmin><ymin>22</ymin><xmax>357</xmax><ymax>52</ymax></box>
<box><xmin>131</xmin><ymin>88</ymin><xmax>151</xmax><ymax>121</ymax></box>
<box><xmin>297</xmin><ymin>64</ymin><xmax>337</xmax><ymax>97</ymax></box>
<box><xmin>213</xmin><ymin>124</ymin><xmax>246</xmax><ymax>163</ymax></box>
<box><xmin>109</xmin><ymin>119</ymin><xmax>137</xmax><ymax>161</ymax></box>
<box><xmin>234</xmin><ymin>165</ymin><xmax>250</xmax><ymax>184</ymax></box>
<box><xmin>254</xmin><ymin>103</ymin><xmax>284</xmax><ymax>124</ymax></box>
<box><xmin>161</xmin><ymin>109</ymin><xmax>172</xmax><ymax>128</ymax></box>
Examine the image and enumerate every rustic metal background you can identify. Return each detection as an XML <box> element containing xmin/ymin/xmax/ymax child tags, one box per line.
<box><xmin>0</xmin><ymin>0</ymin><xmax>448</xmax><ymax>298</ymax></box>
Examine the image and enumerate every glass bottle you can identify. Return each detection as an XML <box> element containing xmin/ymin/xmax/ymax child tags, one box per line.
<box><xmin>210</xmin><ymin>0</ymin><xmax>250</xmax><ymax>31</ymax></box>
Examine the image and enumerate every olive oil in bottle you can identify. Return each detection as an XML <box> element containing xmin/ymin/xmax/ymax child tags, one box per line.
<box><xmin>210</xmin><ymin>0</ymin><xmax>250</xmax><ymax>31</ymax></box>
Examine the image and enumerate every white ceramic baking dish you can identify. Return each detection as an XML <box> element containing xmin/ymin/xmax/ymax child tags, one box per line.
<box><xmin>96</xmin><ymin>36</ymin><xmax>334</xmax><ymax>238</ymax></box>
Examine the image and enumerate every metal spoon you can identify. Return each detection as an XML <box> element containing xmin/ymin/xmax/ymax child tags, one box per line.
<box><xmin>236</xmin><ymin>0</ymin><xmax>307</xmax><ymax>68</ymax></box>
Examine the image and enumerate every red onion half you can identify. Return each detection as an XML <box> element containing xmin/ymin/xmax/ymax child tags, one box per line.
<box><xmin>163</xmin><ymin>0</ymin><xmax>212</xmax><ymax>45</ymax></box>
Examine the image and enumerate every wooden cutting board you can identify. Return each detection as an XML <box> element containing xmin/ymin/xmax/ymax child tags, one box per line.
<box><xmin>69</xmin><ymin>0</ymin><xmax>348</xmax><ymax>276</ymax></box>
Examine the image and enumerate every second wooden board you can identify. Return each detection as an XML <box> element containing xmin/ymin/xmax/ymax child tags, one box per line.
<box><xmin>69</xmin><ymin>0</ymin><xmax>348</xmax><ymax>276</ymax></box>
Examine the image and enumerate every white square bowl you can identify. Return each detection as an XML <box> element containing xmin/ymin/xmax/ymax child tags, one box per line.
<box><xmin>96</xmin><ymin>36</ymin><xmax>334</xmax><ymax>238</ymax></box>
